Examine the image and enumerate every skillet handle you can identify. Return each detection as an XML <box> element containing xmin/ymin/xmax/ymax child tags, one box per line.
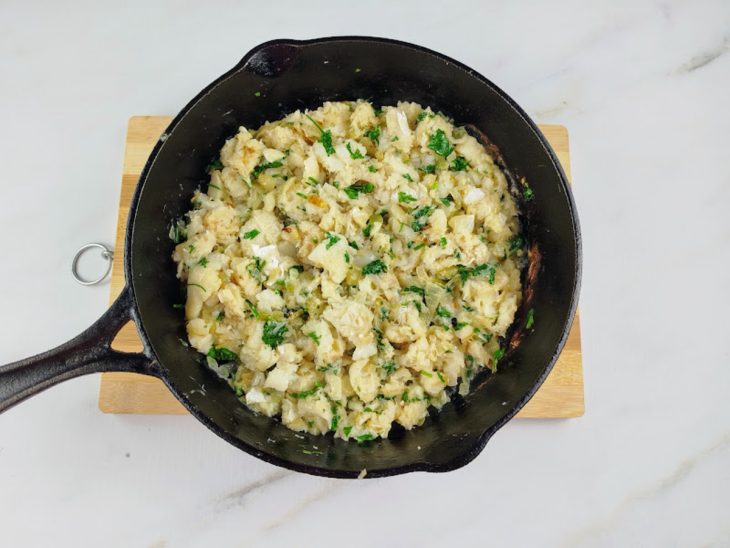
<box><xmin>0</xmin><ymin>285</ymin><xmax>159</xmax><ymax>413</ymax></box>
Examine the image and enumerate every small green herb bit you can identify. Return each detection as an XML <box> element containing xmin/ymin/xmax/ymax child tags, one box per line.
<box><xmin>436</xmin><ymin>305</ymin><xmax>451</xmax><ymax>318</ymax></box>
<box><xmin>526</xmin><ymin>308</ymin><xmax>535</xmax><ymax>329</ymax></box>
<box><xmin>416</xmin><ymin>111</ymin><xmax>428</xmax><ymax>122</ymax></box>
<box><xmin>410</xmin><ymin>205</ymin><xmax>435</xmax><ymax>232</ymax></box>
<box><xmin>381</xmin><ymin>360</ymin><xmax>397</xmax><ymax>375</ymax></box>
<box><xmin>251</xmin><ymin>159</ymin><xmax>283</xmax><ymax>179</ymax></box>
<box><xmin>262</xmin><ymin>320</ymin><xmax>288</xmax><ymax>348</ymax></box>
<box><xmin>243</xmin><ymin>229</ymin><xmax>260</xmax><ymax>240</ymax></box>
<box><xmin>206</xmin><ymin>159</ymin><xmax>223</xmax><ymax>173</ymax></box>
<box><xmin>325</xmin><ymin>232</ymin><xmax>341</xmax><ymax>249</ymax></box>
<box><xmin>368</xmin><ymin>165</ymin><xmax>377</xmax><ymax>173</ymax></box>
<box><xmin>364</xmin><ymin>126</ymin><xmax>381</xmax><ymax>144</ymax></box>
<box><xmin>427</xmin><ymin>129</ymin><xmax>454</xmax><ymax>157</ymax></box>
<box><xmin>207</xmin><ymin>346</ymin><xmax>238</xmax><ymax>362</ymax></box>
<box><xmin>290</xmin><ymin>381</ymin><xmax>325</xmax><ymax>399</ymax></box>
<box><xmin>197</xmin><ymin>257</ymin><xmax>208</xmax><ymax>267</ymax></box>
<box><xmin>343</xmin><ymin>426</ymin><xmax>353</xmax><ymax>437</ymax></box>
<box><xmin>449</xmin><ymin>156</ymin><xmax>469</xmax><ymax>171</ymax></box>
<box><xmin>508</xmin><ymin>234</ymin><xmax>525</xmax><ymax>254</ymax></box>
<box><xmin>346</xmin><ymin>142</ymin><xmax>364</xmax><ymax>159</ymax></box>
<box><xmin>402</xmin><ymin>173</ymin><xmax>414</xmax><ymax>182</ymax></box>
<box><xmin>398</xmin><ymin>191</ymin><xmax>417</xmax><ymax>203</ymax></box>
<box><xmin>403</xmin><ymin>286</ymin><xmax>425</xmax><ymax>297</ymax></box>
<box><xmin>356</xmin><ymin>433</ymin><xmax>374</xmax><ymax>444</ymax></box>
<box><xmin>492</xmin><ymin>347</ymin><xmax>506</xmax><ymax>370</ymax></box>
<box><xmin>305</xmin><ymin>114</ymin><xmax>335</xmax><ymax>155</ymax></box>
<box><xmin>362</xmin><ymin>259</ymin><xmax>387</xmax><ymax>275</ymax></box>
<box><xmin>362</xmin><ymin>223</ymin><xmax>373</xmax><ymax>238</ymax></box>
<box><xmin>458</xmin><ymin>262</ymin><xmax>497</xmax><ymax>284</ymax></box>
<box><xmin>420</xmin><ymin>163</ymin><xmax>436</xmax><ymax>174</ymax></box>
<box><xmin>344</xmin><ymin>181</ymin><xmax>374</xmax><ymax>199</ymax></box>
<box><xmin>306</xmin><ymin>331</ymin><xmax>321</xmax><ymax>345</ymax></box>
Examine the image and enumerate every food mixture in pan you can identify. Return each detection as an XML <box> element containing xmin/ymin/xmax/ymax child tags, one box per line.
<box><xmin>172</xmin><ymin>101</ymin><xmax>524</xmax><ymax>442</ymax></box>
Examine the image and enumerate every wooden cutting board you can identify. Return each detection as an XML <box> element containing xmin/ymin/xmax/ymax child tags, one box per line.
<box><xmin>99</xmin><ymin>116</ymin><xmax>584</xmax><ymax>418</ymax></box>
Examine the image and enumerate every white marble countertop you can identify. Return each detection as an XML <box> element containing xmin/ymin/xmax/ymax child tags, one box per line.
<box><xmin>1</xmin><ymin>1</ymin><xmax>728</xmax><ymax>546</ymax></box>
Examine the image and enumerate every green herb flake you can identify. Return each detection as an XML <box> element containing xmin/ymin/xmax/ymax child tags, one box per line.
<box><xmin>436</xmin><ymin>305</ymin><xmax>451</xmax><ymax>318</ymax></box>
<box><xmin>172</xmin><ymin>303</ymin><xmax>184</xmax><ymax>310</ymax></box>
<box><xmin>420</xmin><ymin>163</ymin><xmax>436</xmax><ymax>174</ymax></box>
<box><xmin>206</xmin><ymin>159</ymin><xmax>223</xmax><ymax>173</ymax></box>
<box><xmin>416</xmin><ymin>111</ymin><xmax>428</xmax><ymax>122</ymax></box>
<box><xmin>413</xmin><ymin>242</ymin><xmax>426</xmax><ymax>250</ymax></box>
<box><xmin>243</xmin><ymin>229</ymin><xmax>260</xmax><ymax>240</ymax></box>
<box><xmin>343</xmin><ymin>426</ymin><xmax>353</xmax><ymax>437</ymax></box>
<box><xmin>403</xmin><ymin>286</ymin><xmax>425</xmax><ymax>297</ymax></box>
<box><xmin>348</xmin><ymin>241</ymin><xmax>359</xmax><ymax>250</ymax></box>
<box><xmin>290</xmin><ymin>381</ymin><xmax>325</xmax><ymax>399</ymax></box>
<box><xmin>262</xmin><ymin>320</ymin><xmax>288</xmax><ymax>348</ymax></box>
<box><xmin>381</xmin><ymin>360</ymin><xmax>397</xmax><ymax>375</ymax></box>
<box><xmin>368</xmin><ymin>165</ymin><xmax>377</xmax><ymax>173</ymax></box>
<box><xmin>449</xmin><ymin>156</ymin><xmax>469</xmax><ymax>171</ymax></box>
<box><xmin>305</xmin><ymin>114</ymin><xmax>335</xmax><ymax>155</ymax></box>
<box><xmin>364</xmin><ymin>126</ymin><xmax>381</xmax><ymax>144</ymax></box>
<box><xmin>398</xmin><ymin>191</ymin><xmax>417</xmax><ymax>203</ymax></box>
<box><xmin>253</xmin><ymin>91</ymin><xmax>261</xmax><ymax>97</ymax></box>
<box><xmin>526</xmin><ymin>308</ymin><xmax>535</xmax><ymax>329</ymax></box>
<box><xmin>458</xmin><ymin>262</ymin><xmax>497</xmax><ymax>284</ymax></box>
<box><xmin>251</xmin><ymin>159</ymin><xmax>283</xmax><ymax>179</ymax></box>
<box><xmin>197</xmin><ymin>257</ymin><xmax>209</xmax><ymax>267</ymax></box>
<box><xmin>169</xmin><ymin>220</ymin><xmax>187</xmax><ymax>244</ymax></box>
<box><xmin>356</xmin><ymin>433</ymin><xmax>374</xmax><ymax>444</ymax></box>
<box><xmin>492</xmin><ymin>347</ymin><xmax>506</xmax><ymax>369</ymax></box>
<box><xmin>436</xmin><ymin>371</ymin><xmax>446</xmax><ymax>383</ymax></box>
<box><xmin>207</xmin><ymin>346</ymin><xmax>238</xmax><ymax>362</ymax></box>
<box><xmin>420</xmin><ymin>370</ymin><xmax>433</xmax><ymax>378</ymax></box>
<box><xmin>410</xmin><ymin>205</ymin><xmax>435</xmax><ymax>232</ymax></box>
<box><xmin>440</xmin><ymin>195</ymin><xmax>454</xmax><ymax>207</ymax></box>
<box><xmin>306</xmin><ymin>176</ymin><xmax>320</xmax><ymax>187</ymax></box>
<box><xmin>344</xmin><ymin>252</ymin><xmax>350</xmax><ymax>264</ymax></box>
<box><xmin>362</xmin><ymin>259</ymin><xmax>388</xmax><ymax>275</ymax></box>
<box><xmin>523</xmin><ymin>186</ymin><xmax>534</xmax><ymax>201</ymax></box>
<box><xmin>346</xmin><ymin>142</ymin><xmax>364</xmax><ymax>159</ymax></box>
<box><xmin>439</xmin><ymin>237</ymin><xmax>447</xmax><ymax>248</ymax></box>
<box><xmin>427</xmin><ymin>129</ymin><xmax>454</xmax><ymax>157</ymax></box>
<box><xmin>402</xmin><ymin>173</ymin><xmax>414</xmax><ymax>182</ymax></box>
<box><xmin>344</xmin><ymin>181</ymin><xmax>374</xmax><ymax>199</ymax></box>
<box><xmin>306</xmin><ymin>331</ymin><xmax>321</xmax><ymax>345</ymax></box>
<box><xmin>508</xmin><ymin>234</ymin><xmax>525</xmax><ymax>255</ymax></box>
<box><xmin>380</xmin><ymin>306</ymin><xmax>389</xmax><ymax>321</ymax></box>
<box><xmin>362</xmin><ymin>223</ymin><xmax>373</xmax><ymax>238</ymax></box>
<box><xmin>216</xmin><ymin>311</ymin><xmax>225</xmax><ymax>321</ymax></box>
<box><xmin>325</xmin><ymin>232</ymin><xmax>341</xmax><ymax>249</ymax></box>
<box><xmin>245</xmin><ymin>299</ymin><xmax>260</xmax><ymax>319</ymax></box>
<box><xmin>454</xmin><ymin>321</ymin><xmax>469</xmax><ymax>331</ymax></box>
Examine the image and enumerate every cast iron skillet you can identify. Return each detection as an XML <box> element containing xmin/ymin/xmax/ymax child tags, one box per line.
<box><xmin>0</xmin><ymin>37</ymin><xmax>581</xmax><ymax>478</ymax></box>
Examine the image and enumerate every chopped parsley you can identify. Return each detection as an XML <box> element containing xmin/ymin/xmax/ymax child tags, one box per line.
<box><xmin>344</xmin><ymin>181</ymin><xmax>374</xmax><ymax>199</ymax></box>
<box><xmin>454</xmin><ymin>321</ymin><xmax>469</xmax><ymax>331</ymax></box>
<box><xmin>413</xmin><ymin>242</ymin><xmax>426</xmax><ymax>250</ymax></box>
<box><xmin>368</xmin><ymin>165</ymin><xmax>377</xmax><ymax>173</ymax></box>
<box><xmin>324</xmin><ymin>232</ymin><xmax>341</xmax><ymax>249</ymax></box>
<box><xmin>247</xmin><ymin>257</ymin><xmax>266</xmax><ymax>280</ymax></box>
<box><xmin>449</xmin><ymin>156</ymin><xmax>469</xmax><ymax>171</ymax></box>
<box><xmin>439</xmin><ymin>237</ymin><xmax>448</xmax><ymax>248</ymax></box>
<box><xmin>402</xmin><ymin>173</ymin><xmax>414</xmax><ymax>182</ymax></box>
<box><xmin>410</xmin><ymin>205</ymin><xmax>435</xmax><ymax>232</ymax></box>
<box><xmin>364</xmin><ymin>126</ymin><xmax>381</xmax><ymax>144</ymax></box>
<box><xmin>416</xmin><ymin>111</ymin><xmax>428</xmax><ymax>122</ymax></box>
<box><xmin>207</xmin><ymin>346</ymin><xmax>237</xmax><ymax>362</ymax></box>
<box><xmin>344</xmin><ymin>252</ymin><xmax>350</xmax><ymax>263</ymax></box>
<box><xmin>306</xmin><ymin>176</ymin><xmax>320</xmax><ymax>187</ymax></box>
<box><xmin>458</xmin><ymin>262</ymin><xmax>497</xmax><ymax>284</ymax></box>
<box><xmin>356</xmin><ymin>433</ymin><xmax>374</xmax><ymax>444</ymax></box>
<box><xmin>362</xmin><ymin>259</ymin><xmax>387</xmax><ymax>275</ymax></box>
<box><xmin>398</xmin><ymin>191</ymin><xmax>417</xmax><ymax>203</ymax></box>
<box><xmin>362</xmin><ymin>223</ymin><xmax>373</xmax><ymax>238</ymax></box>
<box><xmin>508</xmin><ymin>234</ymin><xmax>525</xmax><ymax>254</ymax></box>
<box><xmin>306</xmin><ymin>331</ymin><xmax>321</xmax><ymax>345</ymax></box>
<box><xmin>492</xmin><ymin>347</ymin><xmax>506</xmax><ymax>369</ymax></box>
<box><xmin>436</xmin><ymin>305</ymin><xmax>451</xmax><ymax>318</ymax></box>
<box><xmin>427</xmin><ymin>129</ymin><xmax>453</xmax><ymax>157</ymax></box>
<box><xmin>197</xmin><ymin>257</ymin><xmax>208</xmax><ymax>267</ymax></box>
<box><xmin>380</xmin><ymin>360</ymin><xmax>397</xmax><ymax>375</ymax></box>
<box><xmin>253</xmin><ymin>91</ymin><xmax>261</xmax><ymax>97</ymax></box>
<box><xmin>168</xmin><ymin>220</ymin><xmax>187</xmax><ymax>244</ymax></box>
<box><xmin>403</xmin><ymin>286</ymin><xmax>425</xmax><ymax>297</ymax></box>
<box><xmin>526</xmin><ymin>308</ymin><xmax>535</xmax><ymax>329</ymax></box>
<box><xmin>290</xmin><ymin>381</ymin><xmax>325</xmax><ymax>399</ymax></box>
<box><xmin>305</xmin><ymin>114</ymin><xmax>335</xmax><ymax>155</ymax></box>
<box><xmin>262</xmin><ymin>320</ymin><xmax>288</xmax><ymax>348</ymax></box>
<box><xmin>420</xmin><ymin>370</ymin><xmax>433</xmax><ymax>378</ymax></box>
<box><xmin>523</xmin><ymin>186</ymin><xmax>534</xmax><ymax>201</ymax></box>
<box><xmin>206</xmin><ymin>159</ymin><xmax>223</xmax><ymax>173</ymax></box>
<box><xmin>348</xmin><ymin>241</ymin><xmax>359</xmax><ymax>250</ymax></box>
<box><xmin>436</xmin><ymin>371</ymin><xmax>446</xmax><ymax>383</ymax></box>
<box><xmin>420</xmin><ymin>163</ymin><xmax>436</xmax><ymax>174</ymax></box>
<box><xmin>251</xmin><ymin>159</ymin><xmax>283</xmax><ymax>179</ymax></box>
<box><xmin>243</xmin><ymin>229</ymin><xmax>260</xmax><ymax>240</ymax></box>
<box><xmin>216</xmin><ymin>311</ymin><xmax>225</xmax><ymax>321</ymax></box>
<box><xmin>343</xmin><ymin>426</ymin><xmax>353</xmax><ymax>437</ymax></box>
<box><xmin>245</xmin><ymin>299</ymin><xmax>259</xmax><ymax>319</ymax></box>
<box><xmin>440</xmin><ymin>195</ymin><xmax>454</xmax><ymax>207</ymax></box>
<box><xmin>346</xmin><ymin>142</ymin><xmax>364</xmax><ymax>159</ymax></box>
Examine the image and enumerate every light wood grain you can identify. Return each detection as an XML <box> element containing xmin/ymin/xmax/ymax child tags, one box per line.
<box><xmin>100</xmin><ymin>116</ymin><xmax>584</xmax><ymax>418</ymax></box>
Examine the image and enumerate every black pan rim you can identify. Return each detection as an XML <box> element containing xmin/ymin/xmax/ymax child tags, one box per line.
<box><xmin>124</xmin><ymin>35</ymin><xmax>582</xmax><ymax>479</ymax></box>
